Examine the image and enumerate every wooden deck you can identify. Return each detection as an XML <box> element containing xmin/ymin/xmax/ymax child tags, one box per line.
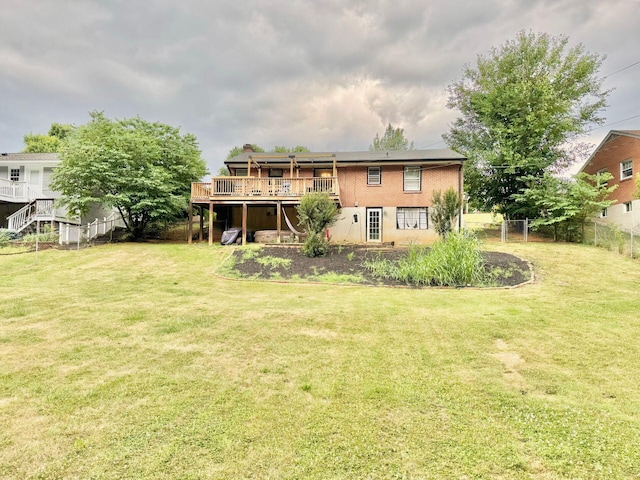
<box><xmin>191</xmin><ymin>176</ymin><xmax>340</xmax><ymax>204</ymax></box>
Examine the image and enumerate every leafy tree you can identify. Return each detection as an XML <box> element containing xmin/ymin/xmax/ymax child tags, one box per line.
<box><xmin>216</xmin><ymin>167</ymin><xmax>230</xmax><ymax>176</ymax></box>
<box><xmin>430</xmin><ymin>188</ymin><xmax>462</xmax><ymax>238</ymax></box>
<box><xmin>296</xmin><ymin>192</ymin><xmax>340</xmax><ymax>257</ymax></box>
<box><xmin>23</xmin><ymin>122</ymin><xmax>74</xmax><ymax>153</ymax></box>
<box><xmin>226</xmin><ymin>145</ymin><xmax>309</xmax><ymax>160</ymax></box>
<box><xmin>370</xmin><ymin>123</ymin><xmax>414</xmax><ymax>151</ymax></box>
<box><xmin>272</xmin><ymin>146</ymin><xmax>310</xmax><ymax>153</ymax></box>
<box><xmin>51</xmin><ymin>112</ymin><xmax>207</xmax><ymax>240</ymax></box>
<box><xmin>513</xmin><ymin>171</ymin><xmax>617</xmax><ymax>241</ymax></box>
<box><xmin>443</xmin><ymin>31</ymin><xmax>609</xmax><ymax>219</ymax></box>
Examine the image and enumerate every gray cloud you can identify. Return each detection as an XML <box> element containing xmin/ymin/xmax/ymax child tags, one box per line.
<box><xmin>1</xmin><ymin>0</ymin><xmax>639</xmax><ymax>174</ymax></box>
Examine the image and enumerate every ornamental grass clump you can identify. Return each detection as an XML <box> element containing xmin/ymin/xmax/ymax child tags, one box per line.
<box><xmin>365</xmin><ymin>231</ymin><xmax>486</xmax><ymax>287</ymax></box>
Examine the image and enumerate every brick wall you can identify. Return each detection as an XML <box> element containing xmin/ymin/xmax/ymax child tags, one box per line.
<box><xmin>337</xmin><ymin>164</ymin><xmax>461</xmax><ymax>207</ymax></box>
<box><xmin>582</xmin><ymin>134</ymin><xmax>640</xmax><ymax>204</ymax></box>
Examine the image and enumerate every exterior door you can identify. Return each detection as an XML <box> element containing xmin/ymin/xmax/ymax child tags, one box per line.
<box><xmin>366</xmin><ymin>208</ymin><xmax>382</xmax><ymax>242</ymax></box>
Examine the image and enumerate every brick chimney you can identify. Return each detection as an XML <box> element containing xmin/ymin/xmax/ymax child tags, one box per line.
<box><xmin>242</xmin><ymin>144</ymin><xmax>254</xmax><ymax>153</ymax></box>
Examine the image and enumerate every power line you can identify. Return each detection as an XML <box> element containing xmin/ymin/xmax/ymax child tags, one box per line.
<box><xmin>603</xmin><ymin>60</ymin><xmax>640</xmax><ymax>79</ymax></box>
<box><xmin>587</xmin><ymin>114</ymin><xmax>640</xmax><ymax>132</ymax></box>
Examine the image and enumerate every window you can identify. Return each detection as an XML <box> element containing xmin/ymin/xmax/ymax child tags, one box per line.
<box><xmin>396</xmin><ymin>207</ymin><xmax>428</xmax><ymax>230</ymax></box>
<box><xmin>624</xmin><ymin>201</ymin><xmax>633</xmax><ymax>213</ymax></box>
<box><xmin>235</xmin><ymin>168</ymin><xmax>248</xmax><ymax>176</ymax></box>
<box><xmin>10</xmin><ymin>168</ymin><xmax>20</xmax><ymax>182</ymax></box>
<box><xmin>403</xmin><ymin>166</ymin><xmax>421</xmax><ymax>191</ymax></box>
<box><xmin>601</xmin><ymin>208</ymin><xmax>608</xmax><ymax>218</ymax></box>
<box><xmin>269</xmin><ymin>168</ymin><xmax>283</xmax><ymax>178</ymax></box>
<box><xmin>367</xmin><ymin>167</ymin><xmax>381</xmax><ymax>185</ymax></box>
<box><xmin>596</xmin><ymin>168</ymin><xmax>609</xmax><ymax>187</ymax></box>
<box><xmin>621</xmin><ymin>160</ymin><xmax>633</xmax><ymax>180</ymax></box>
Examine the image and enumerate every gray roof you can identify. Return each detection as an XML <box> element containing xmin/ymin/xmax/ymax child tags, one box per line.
<box><xmin>226</xmin><ymin>148</ymin><xmax>465</xmax><ymax>166</ymax></box>
<box><xmin>0</xmin><ymin>152</ymin><xmax>60</xmax><ymax>163</ymax></box>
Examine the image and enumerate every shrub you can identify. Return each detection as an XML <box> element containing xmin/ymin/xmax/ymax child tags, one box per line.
<box><xmin>430</xmin><ymin>188</ymin><xmax>462</xmax><ymax>239</ymax></box>
<box><xmin>364</xmin><ymin>231</ymin><xmax>485</xmax><ymax>286</ymax></box>
<box><xmin>296</xmin><ymin>192</ymin><xmax>340</xmax><ymax>257</ymax></box>
<box><xmin>301</xmin><ymin>232</ymin><xmax>330</xmax><ymax>258</ymax></box>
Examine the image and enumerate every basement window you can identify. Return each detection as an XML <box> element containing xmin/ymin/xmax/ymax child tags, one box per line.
<box><xmin>624</xmin><ymin>201</ymin><xmax>633</xmax><ymax>213</ymax></box>
<box><xmin>396</xmin><ymin>207</ymin><xmax>428</xmax><ymax>230</ymax></box>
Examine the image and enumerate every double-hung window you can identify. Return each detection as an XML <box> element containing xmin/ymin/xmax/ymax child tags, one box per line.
<box><xmin>367</xmin><ymin>166</ymin><xmax>381</xmax><ymax>185</ymax></box>
<box><xmin>396</xmin><ymin>207</ymin><xmax>428</xmax><ymax>230</ymax></box>
<box><xmin>621</xmin><ymin>160</ymin><xmax>633</xmax><ymax>180</ymax></box>
<box><xmin>403</xmin><ymin>166</ymin><xmax>421</xmax><ymax>191</ymax></box>
<box><xmin>10</xmin><ymin>168</ymin><xmax>20</xmax><ymax>182</ymax></box>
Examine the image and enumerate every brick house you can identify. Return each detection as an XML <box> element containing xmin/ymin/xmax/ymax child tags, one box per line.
<box><xmin>579</xmin><ymin>130</ymin><xmax>640</xmax><ymax>230</ymax></box>
<box><xmin>190</xmin><ymin>145</ymin><xmax>465</xmax><ymax>245</ymax></box>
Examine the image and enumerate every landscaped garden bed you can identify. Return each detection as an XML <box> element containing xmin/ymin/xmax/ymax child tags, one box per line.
<box><xmin>222</xmin><ymin>244</ymin><xmax>531</xmax><ymax>287</ymax></box>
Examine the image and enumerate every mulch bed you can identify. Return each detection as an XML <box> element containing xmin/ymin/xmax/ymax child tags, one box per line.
<box><xmin>226</xmin><ymin>244</ymin><xmax>531</xmax><ymax>288</ymax></box>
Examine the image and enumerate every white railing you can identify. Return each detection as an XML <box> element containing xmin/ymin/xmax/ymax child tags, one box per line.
<box><xmin>59</xmin><ymin>212</ymin><xmax>125</xmax><ymax>245</ymax></box>
<box><xmin>7</xmin><ymin>199</ymin><xmax>55</xmax><ymax>232</ymax></box>
<box><xmin>0</xmin><ymin>178</ymin><xmax>43</xmax><ymax>201</ymax></box>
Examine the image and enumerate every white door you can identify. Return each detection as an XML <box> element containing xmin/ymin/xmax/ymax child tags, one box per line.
<box><xmin>29</xmin><ymin>170</ymin><xmax>40</xmax><ymax>188</ymax></box>
<box><xmin>367</xmin><ymin>208</ymin><xmax>382</xmax><ymax>242</ymax></box>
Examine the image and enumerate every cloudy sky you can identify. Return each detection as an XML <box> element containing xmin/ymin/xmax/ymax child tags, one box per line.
<box><xmin>1</xmin><ymin>0</ymin><xmax>639</xmax><ymax>176</ymax></box>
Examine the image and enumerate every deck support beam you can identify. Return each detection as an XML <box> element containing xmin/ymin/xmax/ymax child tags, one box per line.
<box><xmin>199</xmin><ymin>206</ymin><xmax>204</xmax><ymax>242</ymax></box>
<box><xmin>276</xmin><ymin>201</ymin><xmax>282</xmax><ymax>244</ymax></box>
<box><xmin>242</xmin><ymin>202</ymin><xmax>247</xmax><ymax>246</ymax></box>
<box><xmin>188</xmin><ymin>200</ymin><xmax>193</xmax><ymax>244</ymax></box>
<box><xmin>209</xmin><ymin>201</ymin><xmax>214</xmax><ymax>246</ymax></box>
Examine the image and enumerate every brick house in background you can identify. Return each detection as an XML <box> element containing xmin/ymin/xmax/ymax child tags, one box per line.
<box><xmin>579</xmin><ymin>130</ymin><xmax>640</xmax><ymax>230</ymax></box>
<box><xmin>190</xmin><ymin>145</ymin><xmax>465</xmax><ymax>245</ymax></box>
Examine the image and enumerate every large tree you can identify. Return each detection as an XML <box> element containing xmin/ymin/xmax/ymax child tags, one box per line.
<box><xmin>23</xmin><ymin>123</ymin><xmax>74</xmax><ymax>153</ymax></box>
<box><xmin>443</xmin><ymin>31</ymin><xmax>609</xmax><ymax>218</ymax></box>
<box><xmin>370</xmin><ymin>123</ymin><xmax>414</xmax><ymax>151</ymax></box>
<box><xmin>51</xmin><ymin>112</ymin><xmax>207</xmax><ymax>239</ymax></box>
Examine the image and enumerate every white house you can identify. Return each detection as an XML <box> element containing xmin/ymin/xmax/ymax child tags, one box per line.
<box><xmin>0</xmin><ymin>152</ymin><xmax>122</xmax><ymax>241</ymax></box>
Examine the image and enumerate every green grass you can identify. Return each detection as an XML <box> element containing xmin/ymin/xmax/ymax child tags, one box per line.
<box><xmin>1</xmin><ymin>242</ymin><xmax>640</xmax><ymax>478</ymax></box>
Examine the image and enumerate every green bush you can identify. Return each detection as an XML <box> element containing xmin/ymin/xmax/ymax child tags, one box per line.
<box><xmin>365</xmin><ymin>231</ymin><xmax>485</xmax><ymax>286</ymax></box>
<box><xmin>0</xmin><ymin>229</ymin><xmax>22</xmax><ymax>247</ymax></box>
<box><xmin>296</xmin><ymin>192</ymin><xmax>340</xmax><ymax>258</ymax></box>
<box><xmin>301</xmin><ymin>232</ymin><xmax>330</xmax><ymax>258</ymax></box>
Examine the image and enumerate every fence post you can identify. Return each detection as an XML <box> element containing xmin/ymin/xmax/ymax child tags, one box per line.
<box><xmin>525</xmin><ymin>218</ymin><xmax>528</xmax><ymax>243</ymax></box>
<box><xmin>631</xmin><ymin>208</ymin><xmax>635</xmax><ymax>258</ymax></box>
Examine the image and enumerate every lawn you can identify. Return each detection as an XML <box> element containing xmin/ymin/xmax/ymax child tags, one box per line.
<box><xmin>1</xmin><ymin>242</ymin><xmax>640</xmax><ymax>478</ymax></box>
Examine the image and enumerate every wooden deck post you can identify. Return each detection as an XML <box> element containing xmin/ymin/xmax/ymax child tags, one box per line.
<box><xmin>276</xmin><ymin>201</ymin><xmax>282</xmax><ymax>243</ymax></box>
<box><xmin>199</xmin><ymin>205</ymin><xmax>204</xmax><ymax>242</ymax></box>
<box><xmin>188</xmin><ymin>200</ymin><xmax>193</xmax><ymax>244</ymax></box>
<box><xmin>208</xmin><ymin>202</ymin><xmax>214</xmax><ymax>246</ymax></box>
<box><xmin>242</xmin><ymin>202</ymin><xmax>248</xmax><ymax>246</ymax></box>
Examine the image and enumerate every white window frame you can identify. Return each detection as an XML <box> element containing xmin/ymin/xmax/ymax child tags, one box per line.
<box><xmin>10</xmin><ymin>168</ymin><xmax>20</xmax><ymax>182</ymax></box>
<box><xmin>403</xmin><ymin>166</ymin><xmax>421</xmax><ymax>191</ymax></box>
<box><xmin>396</xmin><ymin>207</ymin><xmax>428</xmax><ymax>230</ymax></box>
<box><xmin>601</xmin><ymin>208</ymin><xmax>607</xmax><ymax>218</ymax></box>
<box><xmin>621</xmin><ymin>160</ymin><xmax>633</xmax><ymax>180</ymax></box>
<box><xmin>367</xmin><ymin>166</ymin><xmax>381</xmax><ymax>185</ymax></box>
<box><xmin>624</xmin><ymin>201</ymin><xmax>633</xmax><ymax>213</ymax></box>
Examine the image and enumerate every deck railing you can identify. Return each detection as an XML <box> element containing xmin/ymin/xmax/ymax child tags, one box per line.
<box><xmin>0</xmin><ymin>178</ymin><xmax>43</xmax><ymax>202</ymax></box>
<box><xmin>191</xmin><ymin>176</ymin><xmax>339</xmax><ymax>201</ymax></box>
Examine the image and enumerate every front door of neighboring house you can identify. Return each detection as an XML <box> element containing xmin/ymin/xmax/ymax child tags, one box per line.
<box><xmin>366</xmin><ymin>207</ymin><xmax>382</xmax><ymax>242</ymax></box>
